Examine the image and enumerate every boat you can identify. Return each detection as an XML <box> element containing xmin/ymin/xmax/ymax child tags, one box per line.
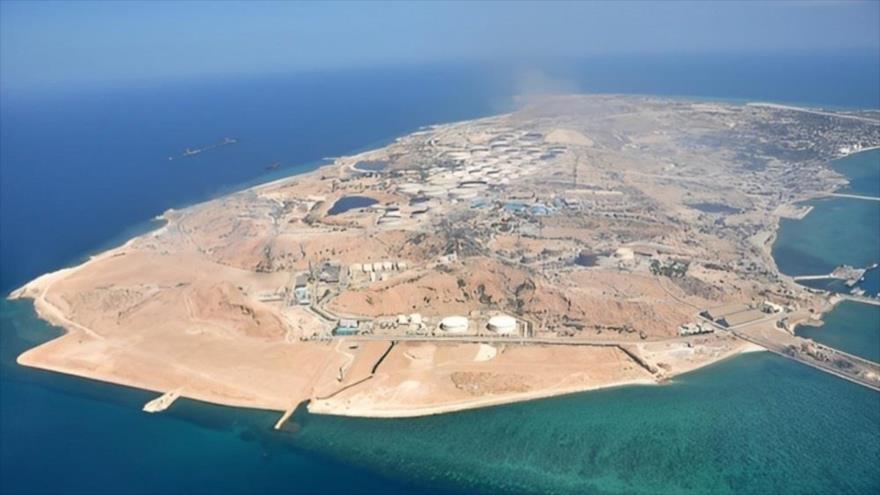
<box><xmin>168</xmin><ymin>137</ymin><xmax>238</xmax><ymax>161</ymax></box>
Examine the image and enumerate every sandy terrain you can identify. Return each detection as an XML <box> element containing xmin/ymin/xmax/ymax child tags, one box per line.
<box><xmin>10</xmin><ymin>94</ymin><xmax>876</xmax><ymax>418</ymax></box>
<box><xmin>309</xmin><ymin>336</ymin><xmax>762</xmax><ymax>417</ymax></box>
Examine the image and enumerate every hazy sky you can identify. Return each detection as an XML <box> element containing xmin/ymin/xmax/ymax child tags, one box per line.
<box><xmin>2</xmin><ymin>0</ymin><xmax>878</xmax><ymax>91</ymax></box>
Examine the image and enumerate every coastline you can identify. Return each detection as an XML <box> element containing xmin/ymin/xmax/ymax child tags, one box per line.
<box><xmin>307</xmin><ymin>341</ymin><xmax>765</xmax><ymax>419</ymax></box>
<box><xmin>5</xmin><ymin>119</ymin><xmax>452</xmax><ymax>417</ymax></box>
<box><xmin>10</xmin><ymin>277</ymin><xmax>767</xmax><ymax>418</ymax></box>
<box><xmin>11</xmin><ymin>264</ymin><xmax>769</xmax><ymax>418</ymax></box>
<box><xmin>7</xmin><ymin>212</ymin><xmax>773</xmax><ymax>419</ymax></box>
<box><xmin>769</xmin><ymin>147</ymin><xmax>880</xmax><ymax>282</ymax></box>
<box><xmin>6</xmin><ymin>96</ymin><xmax>876</xmax><ymax>419</ymax></box>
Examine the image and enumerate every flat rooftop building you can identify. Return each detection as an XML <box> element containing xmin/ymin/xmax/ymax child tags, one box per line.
<box><xmin>703</xmin><ymin>303</ymin><xmax>750</xmax><ymax>321</ymax></box>
<box><xmin>318</xmin><ymin>263</ymin><xmax>341</xmax><ymax>283</ymax></box>
<box><xmin>334</xmin><ymin>319</ymin><xmax>359</xmax><ymax>336</ymax></box>
<box><xmin>719</xmin><ymin>309</ymin><xmax>765</xmax><ymax>328</ymax></box>
<box><xmin>294</xmin><ymin>286</ymin><xmax>310</xmax><ymax>305</ymax></box>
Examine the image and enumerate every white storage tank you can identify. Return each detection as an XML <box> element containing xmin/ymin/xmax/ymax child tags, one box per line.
<box><xmin>439</xmin><ymin>316</ymin><xmax>469</xmax><ymax>333</ymax></box>
<box><xmin>487</xmin><ymin>315</ymin><xmax>517</xmax><ymax>334</ymax></box>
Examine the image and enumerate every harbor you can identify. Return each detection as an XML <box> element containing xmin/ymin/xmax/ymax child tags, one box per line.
<box><xmin>707</xmin><ymin>313</ymin><xmax>880</xmax><ymax>392</ymax></box>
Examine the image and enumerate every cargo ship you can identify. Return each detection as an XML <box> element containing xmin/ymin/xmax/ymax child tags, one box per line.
<box><xmin>168</xmin><ymin>137</ymin><xmax>237</xmax><ymax>160</ymax></box>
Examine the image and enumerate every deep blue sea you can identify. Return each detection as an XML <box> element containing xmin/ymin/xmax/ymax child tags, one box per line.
<box><xmin>2</xmin><ymin>55</ymin><xmax>879</xmax><ymax>494</ymax></box>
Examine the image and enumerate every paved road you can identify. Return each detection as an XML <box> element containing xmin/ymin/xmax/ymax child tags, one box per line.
<box><xmin>827</xmin><ymin>193</ymin><xmax>880</xmax><ymax>202</ymax></box>
<box><xmin>838</xmin><ymin>294</ymin><xmax>880</xmax><ymax>306</ymax></box>
<box><xmin>726</xmin><ymin>319</ymin><xmax>880</xmax><ymax>392</ymax></box>
<box><xmin>343</xmin><ymin>333</ymin><xmax>693</xmax><ymax>346</ymax></box>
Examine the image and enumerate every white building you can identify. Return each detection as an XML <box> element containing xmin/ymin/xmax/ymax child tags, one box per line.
<box><xmin>487</xmin><ymin>315</ymin><xmax>517</xmax><ymax>335</ymax></box>
<box><xmin>439</xmin><ymin>316</ymin><xmax>469</xmax><ymax>333</ymax></box>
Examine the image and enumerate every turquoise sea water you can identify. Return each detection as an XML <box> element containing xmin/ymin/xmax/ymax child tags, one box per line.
<box><xmin>294</xmin><ymin>352</ymin><xmax>880</xmax><ymax>495</ymax></box>
<box><xmin>2</xmin><ymin>59</ymin><xmax>880</xmax><ymax>494</ymax></box>
<box><xmin>3</xmin><ymin>298</ymin><xmax>878</xmax><ymax>495</ymax></box>
<box><xmin>0</xmin><ymin>300</ymin><xmax>418</xmax><ymax>495</ymax></box>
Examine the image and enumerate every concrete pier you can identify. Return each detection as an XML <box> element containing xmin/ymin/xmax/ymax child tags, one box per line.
<box><xmin>143</xmin><ymin>389</ymin><xmax>182</xmax><ymax>413</ymax></box>
<box><xmin>726</xmin><ymin>322</ymin><xmax>880</xmax><ymax>392</ymax></box>
<box><xmin>839</xmin><ymin>294</ymin><xmax>880</xmax><ymax>306</ymax></box>
<box><xmin>793</xmin><ymin>264</ymin><xmax>872</xmax><ymax>288</ymax></box>
<box><xmin>827</xmin><ymin>193</ymin><xmax>880</xmax><ymax>202</ymax></box>
<box><xmin>793</xmin><ymin>274</ymin><xmax>836</xmax><ymax>281</ymax></box>
<box><xmin>274</xmin><ymin>408</ymin><xmax>295</xmax><ymax>430</ymax></box>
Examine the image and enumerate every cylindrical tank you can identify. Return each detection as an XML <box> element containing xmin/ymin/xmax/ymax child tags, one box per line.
<box><xmin>439</xmin><ymin>316</ymin><xmax>469</xmax><ymax>333</ymax></box>
<box><xmin>487</xmin><ymin>315</ymin><xmax>517</xmax><ymax>334</ymax></box>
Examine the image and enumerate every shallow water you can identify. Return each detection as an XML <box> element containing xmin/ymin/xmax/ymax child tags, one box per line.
<box><xmin>0</xmin><ymin>299</ymin><xmax>416</xmax><ymax>495</ymax></box>
<box><xmin>3</xmin><ymin>298</ymin><xmax>878</xmax><ymax>495</ymax></box>
<box><xmin>293</xmin><ymin>351</ymin><xmax>880</xmax><ymax>495</ymax></box>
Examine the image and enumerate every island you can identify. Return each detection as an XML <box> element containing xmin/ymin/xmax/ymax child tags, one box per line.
<box><xmin>10</xmin><ymin>95</ymin><xmax>880</xmax><ymax>421</ymax></box>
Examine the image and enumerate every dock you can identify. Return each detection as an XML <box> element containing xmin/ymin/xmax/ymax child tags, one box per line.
<box><xmin>838</xmin><ymin>294</ymin><xmax>880</xmax><ymax>306</ymax></box>
<box><xmin>725</xmin><ymin>321</ymin><xmax>880</xmax><ymax>392</ymax></box>
<box><xmin>142</xmin><ymin>389</ymin><xmax>182</xmax><ymax>413</ymax></box>
<box><xmin>274</xmin><ymin>408</ymin><xmax>296</xmax><ymax>430</ymax></box>
<box><xmin>793</xmin><ymin>274</ymin><xmax>835</xmax><ymax>281</ymax></box>
<box><xmin>826</xmin><ymin>193</ymin><xmax>880</xmax><ymax>202</ymax></box>
<box><xmin>793</xmin><ymin>264</ymin><xmax>874</xmax><ymax>288</ymax></box>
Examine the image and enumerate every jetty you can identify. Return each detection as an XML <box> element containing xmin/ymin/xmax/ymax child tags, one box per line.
<box><xmin>793</xmin><ymin>264</ymin><xmax>873</xmax><ymax>288</ymax></box>
<box><xmin>143</xmin><ymin>389</ymin><xmax>182</xmax><ymax>413</ymax></box>
<box><xmin>722</xmin><ymin>320</ymin><xmax>880</xmax><ymax>392</ymax></box>
<box><xmin>826</xmin><ymin>192</ymin><xmax>880</xmax><ymax>202</ymax></box>
<box><xmin>838</xmin><ymin>294</ymin><xmax>880</xmax><ymax>306</ymax></box>
<box><xmin>273</xmin><ymin>408</ymin><xmax>296</xmax><ymax>430</ymax></box>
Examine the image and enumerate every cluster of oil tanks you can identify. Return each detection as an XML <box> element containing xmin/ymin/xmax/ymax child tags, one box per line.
<box><xmin>437</xmin><ymin>314</ymin><xmax>518</xmax><ymax>335</ymax></box>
